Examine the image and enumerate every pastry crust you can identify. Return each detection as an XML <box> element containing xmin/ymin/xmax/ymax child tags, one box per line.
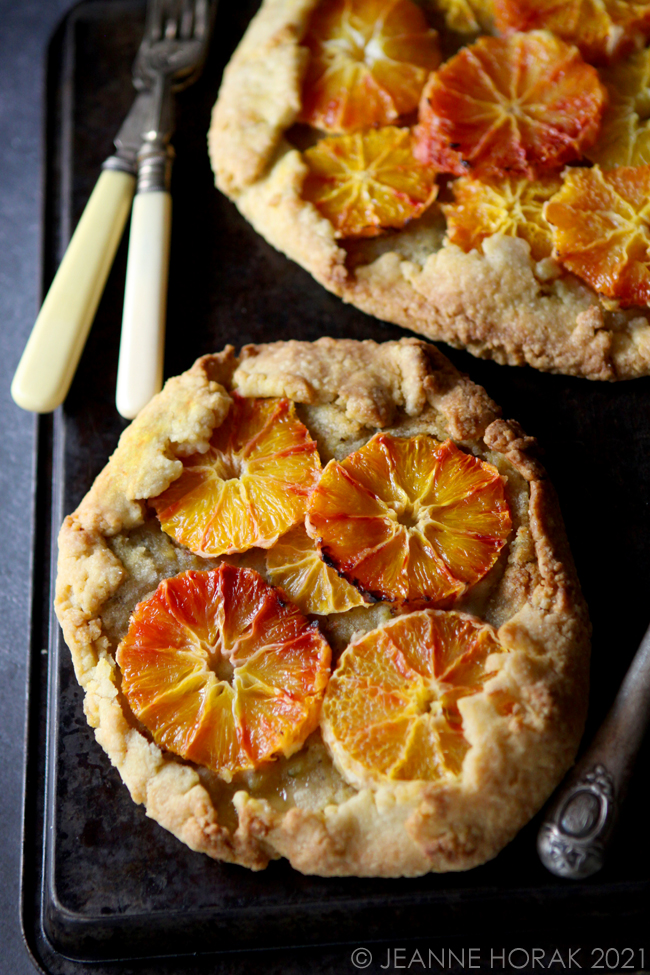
<box><xmin>55</xmin><ymin>338</ymin><xmax>590</xmax><ymax>876</ymax></box>
<box><xmin>208</xmin><ymin>0</ymin><xmax>650</xmax><ymax>380</ymax></box>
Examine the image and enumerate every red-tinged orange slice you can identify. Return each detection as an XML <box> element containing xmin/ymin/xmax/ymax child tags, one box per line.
<box><xmin>266</xmin><ymin>524</ymin><xmax>365</xmax><ymax>615</ymax></box>
<box><xmin>302</xmin><ymin>127</ymin><xmax>438</xmax><ymax>238</ymax></box>
<box><xmin>443</xmin><ymin>174</ymin><xmax>561</xmax><ymax>261</ymax></box>
<box><xmin>116</xmin><ymin>565</ymin><xmax>331</xmax><ymax>780</ymax></box>
<box><xmin>305</xmin><ymin>433</ymin><xmax>511</xmax><ymax>606</ymax></box>
<box><xmin>544</xmin><ymin>164</ymin><xmax>650</xmax><ymax>307</ymax></box>
<box><xmin>321</xmin><ymin>609</ymin><xmax>505</xmax><ymax>787</ymax></box>
<box><xmin>301</xmin><ymin>0</ymin><xmax>440</xmax><ymax>133</ymax></box>
<box><xmin>586</xmin><ymin>48</ymin><xmax>650</xmax><ymax>167</ymax></box>
<box><xmin>414</xmin><ymin>31</ymin><xmax>606</xmax><ymax>179</ymax></box>
<box><xmin>150</xmin><ymin>394</ymin><xmax>322</xmax><ymax>556</ymax></box>
<box><xmin>494</xmin><ymin>0</ymin><xmax>650</xmax><ymax>64</ymax></box>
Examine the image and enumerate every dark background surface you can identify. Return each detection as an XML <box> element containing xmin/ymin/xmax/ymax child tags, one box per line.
<box><xmin>2</xmin><ymin>1</ymin><xmax>650</xmax><ymax>973</ymax></box>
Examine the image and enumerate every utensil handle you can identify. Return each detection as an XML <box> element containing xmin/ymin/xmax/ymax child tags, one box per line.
<box><xmin>11</xmin><ymin>168</ymin><xmax>135</xmax><ymax>413</ymax></box>
<box><xmin>538</xmin><ymin>622</ymin><xmax>650</xmax><ymax>879</ymax></box>
<box><xmin>115</xmin><ymin>189</ymin><xmax>172</xmax><ymax>419</ymax></box>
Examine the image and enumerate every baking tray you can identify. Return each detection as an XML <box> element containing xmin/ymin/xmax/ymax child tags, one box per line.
<box><xmin>21</xmin><ymin>0</ymin><xmax>650</xmax><ymax>971</ymax></box>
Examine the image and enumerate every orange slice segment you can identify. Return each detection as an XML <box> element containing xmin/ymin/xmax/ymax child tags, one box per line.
<box><xmin>443</xmin><ymin>174</ymin><xmax>561</xmax><ymax>261</ymax></box>
<box><xmin>150</xmin><ymin>394</ymin><xmax>322</xmax><ymax>556</ymax></box>
<box><xmin>434</xmin><ymin>0</ymin><xmax>495</xmax><ymax>33</ymax></box>
<box><xmin>266</xmin><ymin>524</ymin><xmax>365</xmax><ymax>616</ymax></box>
<box><xmin>586</xmin><ymin>49</ymin><xmax>650</xmax><ymax>168</ymax></box>
<box><xmin>494</xmin><ymin>0</ymin><xmax>650</xmax><ymax>64</ymax></box>
<box><xmin>321</xmin><ymin>610</ymin><xmax>504</xmax><ymax>787</ymax></box>
<box><xmin>414</xmin><ymin>31</ymin><xmax>606</xmax><ymax>179</ymax></box>
<box><xmin>300</xmin><ymin>0</ymin><xmax>440</xmax><ymax>133</ymax></box>
<box><xmin>544</xmin><ymin>164</ymin><xmax>650</xmax><ymax>307</ymax></box>
<box><xmin>305</xmin><ymin>433</ymin><xmax>511</xmax><ymax>605</ymax></box>
<box><xmin>116</xmin><ymin>565</ymin><xmax>331</xmax><ymax>780</ymax></box>
<box><xmin>302</xmin><ymin>127</ymin><xmax>438</xmax><ymax>238</ymax></box>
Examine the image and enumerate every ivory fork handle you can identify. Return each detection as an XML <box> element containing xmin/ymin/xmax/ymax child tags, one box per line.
<box><xmin>11</xmin><ymin>168</ymin><xmax>135</xmax><ymax>413</ymax></box>
<box><xmin>115</xmin><ymin>188</ymin><xmax>172</xmax><ymax>419</ymax></box>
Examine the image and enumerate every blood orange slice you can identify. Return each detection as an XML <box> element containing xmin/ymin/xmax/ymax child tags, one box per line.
<box><xmin>305</xmin><ymin>433</ymin><xmax>511</xmax><ymax>605</ymax></box>
<box><xmin>494</xmin><ymin>0</ymin><xmax>650</xmax><ymax>64</ymax></box>
<box><xmin>266</xmin><ymin>524</ymin><xmax>365</xmax><ymax>615</ymax></box>
<box><xmin>150</xmin><ymin>394</ymin><xmax>321</xmax><ymax>556</ymax></box>
<box><xmin>414</xmin><ymin>31</ymin><xmax>606</xmax><ymax>179</ymax></box>
<box><xmin>301</xmin><ymin>0</ymin><xmax>440</xmax><ymax>133</ymax></box>
<box><xmin>443</xmin><ymin>174</ymin><xmax>561</xmax><ymax>261</ymax></box>
<box><xmin>117</xmin><ymin>565</ymin><xmax>331</xmax><ymax>780</ymax></box>
<box><xmin>321</xmin><ymin>610</ymin><xmax>505</xmax><ymax>787</ymax></box>
<box><xmin>302</xmin><ymin>127</ymin><xmax>438</xmax><ymax>238</ymax></box>
<box><xmin>544</xmin><ymin>164</ymin><xmax>650</xmax><ymax>307</ymax></box>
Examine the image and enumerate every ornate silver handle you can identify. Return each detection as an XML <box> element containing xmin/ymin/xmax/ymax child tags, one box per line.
<box><xmin>538</xmin><ymin>622</ymin><xmax>650</xmax><ymax>879</ymax></box>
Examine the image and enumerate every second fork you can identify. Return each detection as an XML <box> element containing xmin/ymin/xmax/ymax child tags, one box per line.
<box><xmin>116</xmin><ymin>0</ymin><xmax>212</xmax><ymax>420</ymax></box>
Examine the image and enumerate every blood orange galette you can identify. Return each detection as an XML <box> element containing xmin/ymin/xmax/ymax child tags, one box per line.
<box><xmin>55</xmin><ymin>338</ymin><xmax>590</xmax><ymax>876</ymax></box>
<box><xmin>209</xmin><ymin>0</ymin><xmax>650</xmax><ymax>379</ymax></box>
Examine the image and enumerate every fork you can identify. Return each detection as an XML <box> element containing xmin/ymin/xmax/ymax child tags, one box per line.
<box><xmin>116</xmin><ymin>0</ymin><xmax>212</xmax><ymax>419</ymax></box>
<box><xmin>10</xmin><ymin>0</ymin><xmax>212</xmax><ymax>416</ymax></box>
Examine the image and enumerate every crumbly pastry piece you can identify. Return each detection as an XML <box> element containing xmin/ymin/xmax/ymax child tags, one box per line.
<box><xmin>208</xmin><ymin>0</ymin><xmax>650</xmax><ymax>379</ymax></box>
<box><xmin>55</xmin><ymin>338</ymin><xmax>590</xmax><ymax>876</ymax></box>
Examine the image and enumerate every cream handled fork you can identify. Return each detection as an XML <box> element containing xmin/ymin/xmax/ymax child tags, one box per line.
<box><xmin>10</xmin><ymin>0</ymin><xmax>213</xmax><ymax>416</ymax></box>
<box><xmin>116</xmin><ymin>0</ymin><xmax>212</xmax><ymax>419</ymax></box>
<box><xmin>9</xmin><ymin>94</ymin><xmax>150</xmax><ymax>414</ymax></box>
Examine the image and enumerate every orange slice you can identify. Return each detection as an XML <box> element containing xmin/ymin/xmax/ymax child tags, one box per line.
<box><xmin>116</xmin><ymin>565</ymin><xmax>331</xmax><ymax>780</ymax></box>
<box><xmin>434</xmin><ymin>0</ymin><xmax>495</xmax><ymax>33</ymax></box>
<box><xmin>302</xmin><ymin>127</ymin><xmax>438</xmax><ymax>238</ymax></box>
<box><xmin>300</xmin><ymin>0</ymin><xmax>440</xmax><ymax>133</ymax></box>
<box><xmin>150</xmin><ymin>394</ymin><xmax>322</xmax><ymax>556</ymax></box>
<box><xmin>414</xmin><ymin>31</ymin><xmax>606</xmax><ymax>179</ymax></box>
<box><xmin>586</xmin><ymin>49</ymin><xmax>650</xmax><ymax>168</ymax></box>
<box><xmin>494</xmin><ymin>0</ymin><xmax>650</xmax><ymax>64</ymax></box>
<box><xmin>544</xmin><ymin>164</ymin><xmax>650</xmax><ymax>307</ymax></box>
<box><xmin>443</xmin><ymin>174</ymin><xmax>561</xmax><ymax>261</ymax></box>
<box><xmin>321</xmin><ymin>610</ymin><xmax>505</xmax><ymax>787</ymax></box>
<box><xmin>305</xmin><ymin>433</ymin><xmax>511</xmax><ymax>605</ymax></box>
<box><xmin>266</xmin><ymin>524</ymin><xmax>365</xmax><ymax>615</ymax></box>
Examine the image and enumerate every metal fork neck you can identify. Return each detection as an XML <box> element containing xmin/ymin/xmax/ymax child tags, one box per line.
<box><xmin>137</xmin><ymin>142</ymin><xmax>174</xmax><ymax>192</ymax></box>
<box><xmin>137</xmin><ymin>71</ymin><xmax>175</xmax><ymax>192</ymax></box>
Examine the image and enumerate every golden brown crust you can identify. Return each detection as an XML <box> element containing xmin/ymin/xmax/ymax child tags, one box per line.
<box><xmin>208</xmin><ymin>0</ymin><xmax>650</xmax><ymax>380</ymax></box>
<box><xmin>55</xmin><ymin>338</ymin><xmax>590</xmax><ymax>876</ymax></box>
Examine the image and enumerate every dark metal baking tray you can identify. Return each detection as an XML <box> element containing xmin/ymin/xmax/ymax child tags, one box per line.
<box><xmin>21</xmin><ymin>0</ymin><xmax>650</xmax><ymax>970</ymax></box>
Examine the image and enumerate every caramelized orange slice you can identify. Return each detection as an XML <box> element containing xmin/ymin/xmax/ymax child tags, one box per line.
<box><xmin>266</xmin><ymin>524</ymin><xmax>365</xmax><ymax>616</ymax></box>
<box><xmin>586</xmin><ymin>49</ymin><xmax>650</xmax><ymax>167</ymax></box>
<box><xmin>494</xmin><ymin>0</ymin><xmax>650</xmax><ymax>64</ymax></box>
<box><xmin>321</xmin><ymin>610</ymin><xmax>505</xmax><ymax>787</ymax></box>
<box><xmin>306</xmin><ymin>433</ymin><xmax>511</xmax><ymax>605</ymax></box>
<box><xmin>443</xmin><ymin>174</ymin><xmax>561</xmax><ymax>261</ymax></box>
<box><xmin>303</xmin><ymin>127</ymin><xmax>438</xmax><ymax>238</ymax></box>
<box><xmin>544</xmin><ymin>164</ymin><xmax>650</xmax><ymax>307</ymax></box>
<box><xmin>150</xmin><ymin>394</ymin><xmax>321</xmax><ymax>556</ymax></box>
<box><xmin>301</xmin><ymin>0</ymin><xmax>440</xmax><ymax>133</ymax></box>
<box><xmin>117</xmin><ymin>565</ymin><xmax>331</xmax><ymax>780</ymax></box>
<box><xmin>414</xmin><ymin>31</ymin><xmax>606</xmax><ymax>179</ymax></box>
<box><xmin>302</xmin><ymin>126</ymin><xmax>438</xmax><ymax>237</ymax></box>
